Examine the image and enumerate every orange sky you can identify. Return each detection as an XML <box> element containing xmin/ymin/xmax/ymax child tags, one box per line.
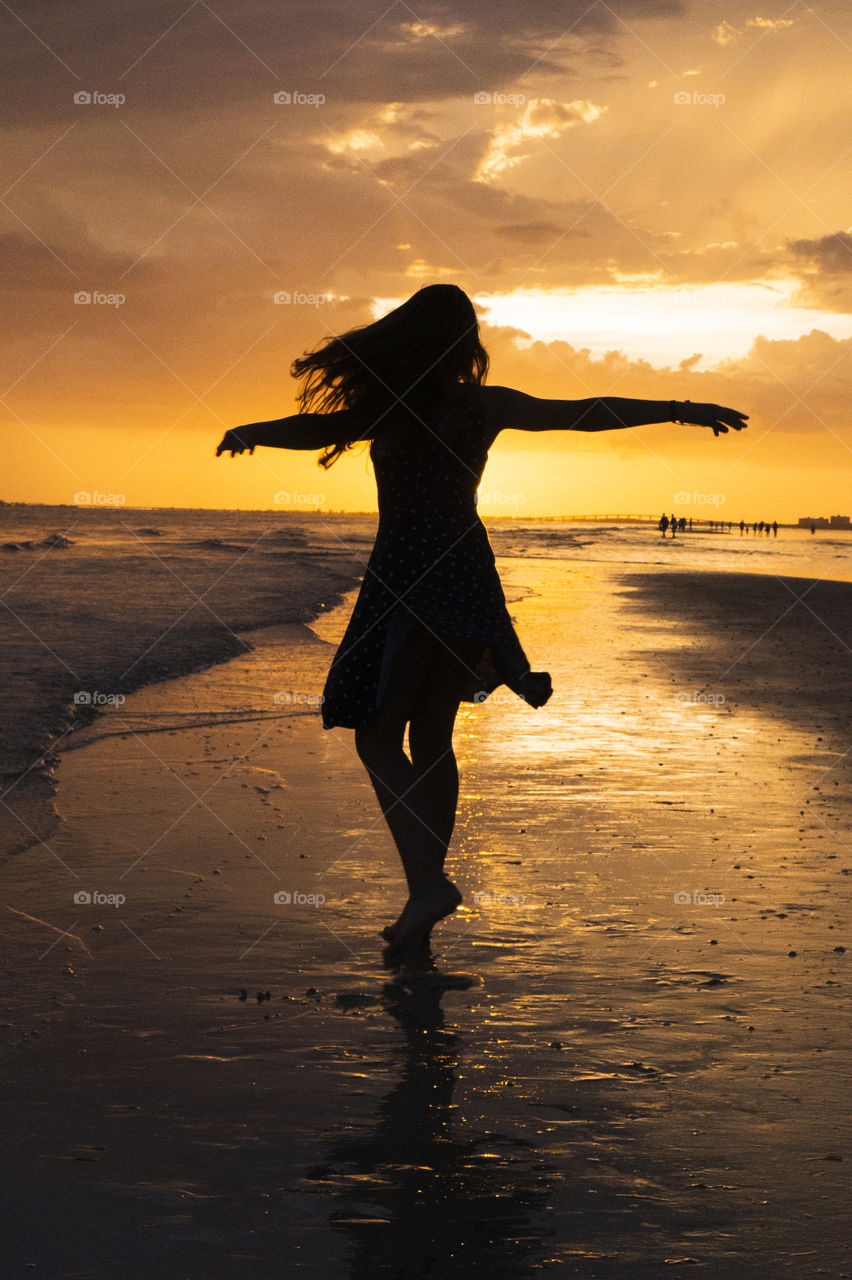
<box><xmin>2</xmin><ymin>1</ymin><xmax>851</xmax><ymax>520</ymax></box>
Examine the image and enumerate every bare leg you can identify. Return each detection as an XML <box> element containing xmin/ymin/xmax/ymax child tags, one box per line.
<box><xmin>355</xmin><ymin>627</ymin><xmax>481</xmax><ymax>946</ymax></box>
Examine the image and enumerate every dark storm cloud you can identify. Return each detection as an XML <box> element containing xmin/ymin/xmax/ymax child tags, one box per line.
<box><xmin>787</xmin><ymin>232</ymin><xmax>852</xmax><ymax>311</ymax></box>
<box><xmin>1</xmin><ymin>0</ymin><xmax>687</xmax><ymax>123</ymax></box>
<box><xmin>789</xmin><ymin>232</ymin><xmax>852</xmax><ymax>275</ymax></box>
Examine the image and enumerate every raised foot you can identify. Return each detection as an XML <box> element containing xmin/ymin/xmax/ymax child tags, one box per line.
<box><xmin>384</xmin><ymin>880</ymin><xmax>462</xmax><ymax>949</ymax></box>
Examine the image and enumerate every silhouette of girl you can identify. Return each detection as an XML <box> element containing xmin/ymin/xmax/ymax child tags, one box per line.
<box><xmin>217</xmin><ymin>284</ymin><xmax>747</xmax><ymax>952</ymax></box>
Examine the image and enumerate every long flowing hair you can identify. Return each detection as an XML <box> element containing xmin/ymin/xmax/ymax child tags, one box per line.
<box><xmin>291</xmin><ymin>284</ymin><xmax>489</xmax><ymax>468</ymax></box>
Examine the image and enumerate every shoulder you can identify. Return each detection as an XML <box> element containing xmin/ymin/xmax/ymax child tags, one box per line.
<box><xmin>465</xmin><ymin>385</ymin><xmax>530</xmax><ymax>439</ymax></box>
<box><xmin>323</xmin><ymin>408</ymin><xmax>372</xmax><ymax>443</ymax></box>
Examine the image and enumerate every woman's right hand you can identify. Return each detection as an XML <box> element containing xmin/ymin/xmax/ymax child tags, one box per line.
<box><xmin>517</xmin><ymin>671</ymin><xmax>553</xmax><ymax>709</ymax></box>
<box><xmin>216</xmin><ymin>427</ymin><xmax>255</xmax><ymax>457</ymax></box>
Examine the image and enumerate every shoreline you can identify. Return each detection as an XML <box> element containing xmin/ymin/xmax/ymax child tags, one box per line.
<box><xmin>0</xmin><ymin>530</ymin><xmax>363</xmax><ymax>869</ymax></box>
<box><xmin>4</xmin><ymin>549</ymin><xmax>850</xmax><ymax>872</ymax></box>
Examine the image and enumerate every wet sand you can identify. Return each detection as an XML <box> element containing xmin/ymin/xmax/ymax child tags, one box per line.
<box><xmin>1</xmin><ymin>562</ymin><xmax>849</xmax><ymax>1277</ymax></box>
<box><xmin>0</xmin><ymin>509</ymin><xmax>361</xmax><ymax>862</ymax></box>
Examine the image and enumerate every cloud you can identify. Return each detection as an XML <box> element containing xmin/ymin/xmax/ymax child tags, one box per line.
<box><xmin>746</xmin><ymin>16</ymin><xmax>795</xmax><ymax>31</ymax></box>
<box><xmin>474</xmin><ymin>98</ymin><xmax>607</xmax><ymax>183</ymax></box>
<box><xmin>712</xmin><ymin>21</ymin><xmax>739</xmax><ymax>46</ymax></box>
<box><xmin>0</xmin><ymin>0</ymin><xmax>689</xmax><ymax>126</ymax></box>
<box><xmin>790</xmin><ymin>231</ymin><xmax>852</xmax><ymax>274</ymax></box>
<box><xmin>493</xmin><ymin>222</ymin><xmax>571</xmax><ymax>245</ymax></box>
<box><xmin>788</xmin><ymin>232</ymin><xmax>852</xmax><ymax>311</ymax></box>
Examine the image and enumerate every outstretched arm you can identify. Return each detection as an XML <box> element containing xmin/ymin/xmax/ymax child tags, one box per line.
<box><xmin>485</xmin><ymin>387</ymin><xmax>748</xmax><ymax>438</ymax></box>
<box><xmin>216</xmin><ymin>410</ymin><xmax>361</xmax><ymax>456</ymax></box>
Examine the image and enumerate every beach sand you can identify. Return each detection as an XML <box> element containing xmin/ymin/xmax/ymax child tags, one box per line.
<box><xmin>1</xmin><ymin>561</ymin><xmax>849</xmax><ymax>1277</ymax></box>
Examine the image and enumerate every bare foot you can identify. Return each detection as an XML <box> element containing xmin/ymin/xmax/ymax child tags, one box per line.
<box><xmin>386</xmin><ymin>879</ymin><xmax>462</xmax><ymax>949</ymax></box>
<box><xmin>381</xmin><ymin>902</ymin><xmax>410</xmax><ymax>943</ymax></box>
<box><xmin>381</xmin><ymin>895</ymin><xmax>422</xmax><ymax>942</ymax></box>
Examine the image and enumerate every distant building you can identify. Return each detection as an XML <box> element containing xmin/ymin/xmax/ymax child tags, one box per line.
<box><xmin>798</xmin><ymin>516</ymin><xmax>831</xmax><ymax>528</ymax></box>
<box><xmin>830</xmin><ymin>514</ymin><xmax>851</xmax><ymax>529</ymax></box>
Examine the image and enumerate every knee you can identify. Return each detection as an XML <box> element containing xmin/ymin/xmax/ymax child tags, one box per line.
<box><xmin>355</xmin><ymin>721</ymin><xmax>401</xmax><ymax>769</ymax></box>
<box><xmin>354</xmin><ymin>723</ymin><xmax>379</xmax><ymax>766</ymax></box>
<box><xmin>408</xmin><ymin>719</ymin><xmax>454</xmax><ymax>769</ymax></box>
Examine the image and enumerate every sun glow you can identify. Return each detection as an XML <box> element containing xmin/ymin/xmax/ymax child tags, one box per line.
<box><xmin>474</xmin><ymin>283</ymin><xmax>852</xmax><ymax>367</ymax></box>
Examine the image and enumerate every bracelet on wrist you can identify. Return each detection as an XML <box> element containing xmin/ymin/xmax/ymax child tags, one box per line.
<box><xmin>670</xmin><ymin>399</ymin><xmax>691</xmax><ymax>424</ymax></box>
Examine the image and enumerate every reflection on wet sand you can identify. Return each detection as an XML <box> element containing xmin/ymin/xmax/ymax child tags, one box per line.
<box><xmin>304</xmin><ymin>964</ymin><xmax>556</xmax><ymax>1278</ymax></box>
<box><xmin>297</xmin><ymin>956</ymin><xmax>743</xmax><ymax>1278</ymax></box>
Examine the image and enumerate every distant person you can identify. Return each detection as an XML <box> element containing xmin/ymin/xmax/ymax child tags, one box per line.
<box><xmin>765</xmin><ymin>521</ymin><xmax>770</xmax><ymax>536</ymax></box>
<box><xmin>659</xmin><ymin>513</ymin><xmax>669</xmax><ymax>536</ymax></box>
<box><xmin>739</xmin><ymin>520</ymin><xmax>745</xmax><ymax>535</ymax></box>
<box><xmin>810</xmin><ymin>523</ymin><xmax>816</xmax><ymax>535</ymax></box>
<box><xmin>772</xmin><ymin>521</ymin><xmax>778</xmax><ymax>537</ymax></box>
<box><xmin>678</xmin><ymin>516</ymin><xmax>687</xmax><ymax>533</ymax></box>
<box><xmin>216</xmin><ymin>284</ymin><xmax>748</xmax><ymax>954</ymax></box>
<box><xmin>753</xmin><ymin>522</ymin><xmax>758</xmax><ymax>534</ymax></box>
<box><xmin>688</xmin><ymin>517</ymin><xmax>693</xmax><ymax>531</ymax></box>
<box><xmin>670</xmin><ymin>512</ymin><xmax>677</xmax><ymax>536</ymax></box>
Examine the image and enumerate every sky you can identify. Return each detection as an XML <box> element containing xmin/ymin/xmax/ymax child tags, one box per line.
<box><xmin>2</xmin><ymin>0</ymin><xmax>851</xmax><ymax>520</ymax></box>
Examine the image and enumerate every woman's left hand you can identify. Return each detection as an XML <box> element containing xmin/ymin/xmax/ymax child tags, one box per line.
<box><xmin>678</xmin><ymin>403</ymin><xmax>749</xmax><ymax>437</ymax></box>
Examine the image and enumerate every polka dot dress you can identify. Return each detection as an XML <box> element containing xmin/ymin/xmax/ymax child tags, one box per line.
<box><xmin>321</xmin><ymin>400</ymin><xmax>545</xmax><ymax>730</ymax></box>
